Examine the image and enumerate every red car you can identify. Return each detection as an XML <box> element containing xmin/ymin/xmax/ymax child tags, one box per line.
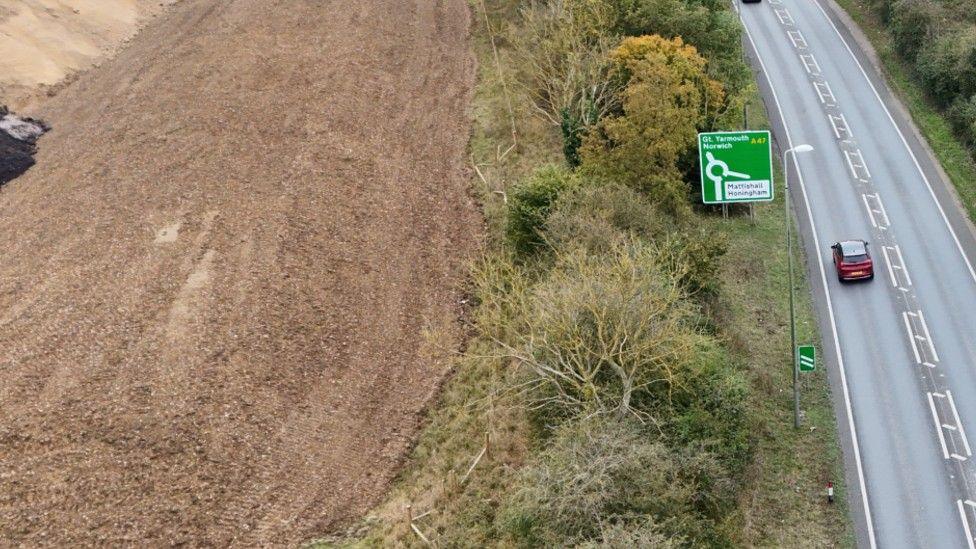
<box><xmin>832</xmin><ymin>240</ymin><xmax>874</xmax><ymax>282</ymax></box>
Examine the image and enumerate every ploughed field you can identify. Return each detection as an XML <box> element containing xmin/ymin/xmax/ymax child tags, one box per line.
<box><xmin>0</xmin><ymin>0</ymin><xmax>478</xmax><ymax>545</ymax></box>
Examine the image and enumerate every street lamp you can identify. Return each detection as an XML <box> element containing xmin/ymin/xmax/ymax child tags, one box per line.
<box><xmin>784</xmin><ymin>144</ymin><xmax>813</xmax><ymax>429</ymax></box>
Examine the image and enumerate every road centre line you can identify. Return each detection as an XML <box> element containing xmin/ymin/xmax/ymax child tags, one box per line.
<box><xmin>893</xmin><ymin>244</ymin><xmax>911</xmax><ymax>285</ymax></box>
<box><xmin>947</xmin><ymin>390</ymin><xmax>973</xmax><ymax>456</ymax></box>
<box><xmin>788</xmin><ymin>30</ymin><xmax>808</xmax><ymax>49</ymax></box>
<box><xmin>812</xmin><ymin>0</ymin><xmax>976</xmax><ymax>287</ymax></box>
<box><xmin>931</xmin><ymin>392</ymin><xmax>952</xmax><ymax>459</ymax></box>
<box><xmin>843</xmin><ymin>149</ymin><xmax>871</xmax><ymax>179</ymax></box>
<box><xmin>814</xmin><ymin>81</ymin><xmax>836</xmax><ymax>105</ymax></box>
<box><xmin>829</xmin><ymin>113</ymin><xmax>851</xmax><ymax>139</ymax></box>
<box><xmin>775</xmin><ymin>8</ymin><xmax>795</xmax><ymax>25</ymax></box>
<box><xmin>959</xmin><ymin>500</ymin><xmax>976</xmax><ymax>549</ymax></box>
<box><xmin>800</xmin><ymin>53</ymin><xmax>821</xmax><ymax>75</ymax></box>
<box><xmin>918</xmin><ymin>309</ymin><xmax>940</xmax><ymax>362</ymax></box>
<box><xmin>904</xmin><ymin>312</ymin><xmax>922</xmax><ymax>364</ymax></box>
<box><xmin>881</xmin><ymin>246</ymin><xmax>898</xmax><ymax>286</ymax></box>
<box><xmin>864</xmin><ymin>194</ymin><xmax>879</xmax><ymax>228</ymax></box>
<box><xmin>844</xmin><ymin>149</ymin><xmax>871</xmax><ymax>180</ymax></box>
<box><xmin>740</xmin><ymin>21</ymin><xmax>877</xmax><ymax>547</ymax></box>
<box><xmin>874</xmin><ymin>193</ymin><xmax>891</xmax><ymax>226</ymax></box>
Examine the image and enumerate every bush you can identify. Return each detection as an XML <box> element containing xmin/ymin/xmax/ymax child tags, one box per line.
<box><xmin>509</xmin><ymin>241</ymin><xmax>710</xmax><ymax>421</ymax></box>
<box><xmin>888</xmin><ymin>0</ymin><xmax>935</xmax><ymax>60</ymax></box>
<box><xmin>609</xmin><ymin>0</ymin><xmax>749</xmax><ymax>90</ymax></box>
<box><xmin>656</xmin><ymin>229</ymin><xmax>729</xmax><ymax>296</ymax></box>
<box><xmin>916</xmin><ymin>31</ymin><xmax>967</xmax><ymax>107</ymax></box>
<box><xmin>510</xmin><ymin>0</ymin><xmax>622</xmax><ymax>127</ymax></box>
<box><xmin>506</xmin><ymin>165</ymin><xmax>580</xmax><ymax>256</ymax></box>
<box><xmin>498</xmin><ymin>417</ymin><xmax>731</xmax><ymax>546</ymax></box>
<box><xmin>949</xmin><ymin>94</ymin><xmax>976</xmax><ymax>147</ymax></box>
<box><xmin>544</xmin><ymin>182</ymin><xmax>665</xmax><ymax>255</ymax></box>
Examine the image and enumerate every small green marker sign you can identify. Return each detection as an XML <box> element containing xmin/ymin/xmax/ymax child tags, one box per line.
<box><xmin>698</xmin><ymin>130</ymin><xmax>774</xmax><ymax>203</ymax></box>
<box><xmin>798</xmin><ymin>345</ymin><xmax>816</xmax><ymax>372</ymax></box>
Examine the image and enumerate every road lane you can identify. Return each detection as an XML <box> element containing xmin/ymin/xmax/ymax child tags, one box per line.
<box><xmin>740</xmin><ymin>0</ymin><xmax>976</xmax><ymax>545</ymax></box>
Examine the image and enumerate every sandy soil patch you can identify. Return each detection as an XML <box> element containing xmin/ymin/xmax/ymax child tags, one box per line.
<box><xmin>0</xmin><ymin>0</ymin><xmax>176</xmax><ymax>108</ymax></box>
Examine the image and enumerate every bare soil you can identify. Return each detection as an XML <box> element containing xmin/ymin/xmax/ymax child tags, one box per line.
<box><xmin>0</xmin><ymin>0</ymin><xmax>480</xmax><ymax>545</ymax></box>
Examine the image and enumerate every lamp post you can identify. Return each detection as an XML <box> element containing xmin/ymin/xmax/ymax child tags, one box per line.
<box><xmin>784</xmin><ymin>144</ymin><xmax>813</xmax><ymax>429</ymax></box>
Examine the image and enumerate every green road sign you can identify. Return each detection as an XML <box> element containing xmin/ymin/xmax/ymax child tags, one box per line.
<box><xmin>698</xmin><ymin>130</ymin><xmax>774</xmax><ymax>204</ymax></box>
<box><xmin>798</xmin><ymin>345</ymin><xmax>816</xmax><ymax>372</ymax></box>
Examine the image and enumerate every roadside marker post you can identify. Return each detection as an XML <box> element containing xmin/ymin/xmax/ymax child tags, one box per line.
<box><xmin>798</xmin><ymin>344</ymin><xmax>816</xmax><ymax>372</ymax></box>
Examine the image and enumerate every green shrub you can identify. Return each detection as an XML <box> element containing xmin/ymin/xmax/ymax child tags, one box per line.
<box><xmin>609</xmin><ymin>0</ymin><xmax>749</xmax><ymax>90</ymax></box>
<box><xmin>560</xmin><ymin>108</ymin><xmax>585</xmax><ymax>168</ymax></box>
<box><xmin>916</xmin><ymin>31</ymin><xmax>966</xmax><ymax>107</ymax></box>
<box><xmin>949</xmin><ymin>94</ymin><xmax>976</xmax><ymax>146</ymax></box>
<box><xmin>498</xmin><ymin>417</ymin><xmax>731</xmax><ymax>546</ymax></box>
<box><xmin>889</xmin><ymin>0</ymin><xmax>935</xmax><ymax>60</ymax></box>
<box><xmin>656</xmin><ymin>229</ymin><xmax>729</xmax><ymax>296</ymax></box>
<box><xmin>505</xmin><ymin>165</ymin><xmax>580</xmax><ymax>256</ymax></box>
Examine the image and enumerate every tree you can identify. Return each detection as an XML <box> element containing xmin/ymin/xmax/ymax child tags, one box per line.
<box><xmin>580</xmin><ymin>35</ymin><xmax>725</xmax><ymax>216</ymax></box>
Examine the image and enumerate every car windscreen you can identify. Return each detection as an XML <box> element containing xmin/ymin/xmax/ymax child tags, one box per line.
<box><xmin>844</xmin><ymin>253</ymin><xmax>869</xmax><ymax>263</ymax></box>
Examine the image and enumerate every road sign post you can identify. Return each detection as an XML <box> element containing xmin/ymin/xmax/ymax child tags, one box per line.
<box><xmin>698</xmin><ymin>130</ymin><xmax>774</xmax><ymax>204</ymax></box>
<box><xmin>798</xmin><ymin>345</ymin><xmax>816</xmax><ymax>372</ymax></box>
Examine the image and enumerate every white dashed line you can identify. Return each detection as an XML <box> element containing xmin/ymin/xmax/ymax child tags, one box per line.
<box><xmin>800</xmin><ymin>53</ymin><xmax>821</xmax><ymax>75</ymax></box>
<box><xmin>787</xmin><ymin>30</ymin><xmax>808</xmax><ymax>49</ymax></box>
<box><xmin>947</xmin><ymin>390</ymin><xmax>972</xmax><ymax>456</ymax></box>
<box><xmin>918</xmin><ymin>309</ymin><xmax>940</xmax><ymax>362</ymax></box>
<box><xmin>775</xmin><ymin>8</ymin><xmax>795</xmax><ymax>25</ymax></box>
<box><xmin>863</xmin><ymin>194</ymin><xmax>878</xmax><ymax>228</ymax></box>
<box><xmin>843</xmin><ymin>149</ymin><xmax>872</xmax><ymax>180</ymax></box>
<box><xmin>881</xmin><ymin>246</ymin><xmax>897</xmax><ymax>285</ymax></box>
<box><xmin>829</xmin><ymin>113</ymin><xmax>851</xmax><ymax>139</ymax></box>
<box><xmin>931</xmin><ymin>392</ymin><xmax>951</xmax><ymax>459</ymax></box>
<box><xmin>959</xmin><ymin>500</ymin><xmax>976</xmax><ymax>549</ymax></box>
<box><xmin>813</xmin><ymin>80</ymin><xmax>836</xmax><ymax>105</ymax></box>
<box><xmin>893</xmin><ymin>244</ymin><xmax>911</xmax><ymax>285</ymax></box>
<box><xmin>904</xmin><ymin>312</ymin><xmax>922</xmax><ymax>364</ymax></box>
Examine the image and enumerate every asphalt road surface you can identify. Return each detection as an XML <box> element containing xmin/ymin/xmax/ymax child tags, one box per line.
<box><xmin>739</xmin><ymin>1</ymin><xmax>976</xmax><ymax>547</ymax></box>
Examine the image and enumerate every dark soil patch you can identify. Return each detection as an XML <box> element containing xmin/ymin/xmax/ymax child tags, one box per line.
<box><xmin>0</xmin><ymin>106</ymin><xmax>46</xmax><ymax>186</ymax></box>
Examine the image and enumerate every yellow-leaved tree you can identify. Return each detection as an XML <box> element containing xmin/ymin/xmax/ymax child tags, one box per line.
<box><xmin>580</xmin><ymin>35</ymin><xmax>725</xmax><ymax>217</ymax></box>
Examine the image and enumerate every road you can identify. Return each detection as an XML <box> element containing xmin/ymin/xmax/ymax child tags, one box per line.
<box><xmin>739</xmin><ymin>0</ymin><xmax>976</xmax><ymax>546</ymax></box>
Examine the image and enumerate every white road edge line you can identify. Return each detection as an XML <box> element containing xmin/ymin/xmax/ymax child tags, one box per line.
<box><xmin>918</xmin><ymin>309</ymin><xmax>940</xmax><ymax>362</ymax></box>
<box><xmin>812</xmin><ymin>0</ymin><xmax>976</xmax><ymax>287</ymax></box>
<box><xmin>930</xmin><ymin>392</ymin><xmax>951</xmax><ymax>459</ymax></box>
<box><xmin>903</xmin><ymin>312</ymin><xmax>921</xmax><ymax>364</ymax></box>
<box><xmin>881</xmin><ymin>246</ymin><xmax>898</xmax><ymax>286</ymax></box>
<box><xmin>960</xmin><ymin>499</ymin><xmax>976</xmax><ymax>549</ymax></box>
<box><xmin>947</xmin><ymin>390</ymin><xmax>972</xmax><ymax>456</ymax></box>
<box><xmin>740</xmin><ymin>19</ymin><xmax>877</xmax><ymax>548</ymax></box>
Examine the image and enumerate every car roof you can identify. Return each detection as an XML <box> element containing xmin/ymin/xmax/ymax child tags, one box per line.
<box><xmin>839</xmin><ymin>240</ymin><xmax>867</xmax><ymax>256</ymax></box>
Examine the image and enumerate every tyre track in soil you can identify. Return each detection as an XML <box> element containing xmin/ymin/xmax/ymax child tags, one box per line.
<box><xmin>0</xmin><ymin>0</ymin><xmax>479</xmax><ymax>545</ymax></box>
